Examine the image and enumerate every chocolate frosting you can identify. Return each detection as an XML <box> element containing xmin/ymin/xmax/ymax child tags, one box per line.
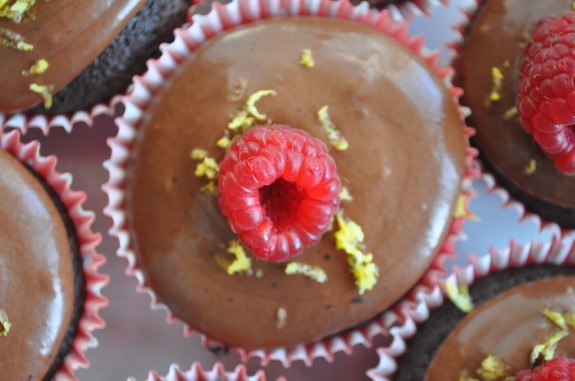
<box><xmin>426</xmin><ymin>276</ymin><xmax>575</xmax><ymax>381</ymax></box>
<box><xmin>456</xmin><ymin>0</ymin><xmax>575</xmax><ymax>227</ymax></box>
<box><xmin>0</xmin><ymin>0</ymin><xmax>146</xmax><ymax>113</ymax></box>
<box><xmin>0</xmin><ymin>150</ymin><xmax>76</xmax><ymax>381</ymax></box>
<box><xmin>127</xmin><ymin>17</ymin><xmax>466</xmax><ymax>349</ymax></box>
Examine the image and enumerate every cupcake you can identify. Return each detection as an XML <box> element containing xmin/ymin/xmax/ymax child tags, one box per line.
<box><xmin>105</xmin><ymin>0</ymin><xmax>476</xmax><ymax>365</ymax></box>
<box><xmin>454</xmin><ymin>0</ymin><xmax>575</xmax><ymax>228</ymax></box>
<box><xmin>130</xmin><ymin>362</ymin><xmax>269</xmax><ymax>381</ymax></box>
<box><xmin>0</xmin><ymin>128</ymin><xmax>108</xmax><ymax>380</ymax></box>
<box><xmin>369</xmin><ymin>239</ymin><xmax>575</xmax><ymax>380</ymax></box>
<box><xmin>0</xmin><ymin>0</ymin><xmax>190</xmax><ymax>127</ymax></box>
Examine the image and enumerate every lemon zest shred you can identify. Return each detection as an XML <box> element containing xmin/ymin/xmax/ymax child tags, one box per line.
<box><xmin>216</xmin><ymin>134</ymin><xmax>232</xmax><ymax>150</ymax></box>
<box><xmin>245</xmin><ymin>90</ymin><xmax>276</xmax><ymax>121</ymax></box>
<box><xmin>29</xmin><ymin>83</ymin><xmax>53</xmax><ymax>108</ymax></box>
<box><xmin>299</xmin><ymin>48</ymin><xmax>315</xmax><ymax>68</ymax></box>
<box><xmin>0</xmin><ymin>0</ymin><xmax>36</xmax><ymax>22</ymax></box>
<box><xmin>318</xmin><ymin>105</ymin><xmax>349</xmax><ymax>151</ymax></box>
<box><xmin>543</xmin><ymin>309</ymin><xmax>567</xmax><ymax>330</ymax></box>
<box><xmin>445</xmin><ymin>279</ymin><xmax>474</xmax><ymax>313</ymax></box>
<box><xmin>503</xmin><ymin>106</ymin><xmax>518</xmax><ymax>121</ymax></box>
<box><xmin>476</xmin><ymin>355</ymin><xmax>509</xmax><ymax>381</ymax></box>
<box><xmin>191</xmin><ymin>148</ymin><xmax>219</xmax><ymax>180</ymax></box>
<box><xmin>228</xmin><ymin>110</ymin><xmax>254</xmax><ymax>131</ymax></box>
<box><xmin>334</xmin><ymin>211</ymin><xmax>379</xmax><ymax>295</ymax></box>
<box><xmin>276</xmin><ymin>307</ymin><xmax>287</xmax><ymax>329</ymax></box>
<box><xmin>488</xmin><ymin>66</ymin><xmax>504</xmax><ymax>103</ymax></box>
<box><xmin>339</xmin><ymin>186</ymin><xmax>353</xmax><ymax>202</ymax></box>
<box><xmin>22</xmin><ymin>58</ymin><xmax>48</xmax><ymax>76</ymax></box>
<box><xmin>454</xmin><ymin>194</ymin><xmax>480</xmax><ymax>221</ymax></box>
<box><xmin>0</xmin><ymin>310</ymin><xmax>10</xmax><ymax>337</ymax></box>
<box><xmin>530</xmin><ymin>329</ymin><xmax>568</xmax><ymax>364</ymax></box>
<box><xmin>215</xmin><ymin>240</ymin><xmax>252</xmax><ymax>275</ymax></box>
<box><xmin>285</xmin><ymin>262</ymin><xmax>327</xmax><ymax>284</ymax></box>
<box><xmin>0</xmin><ymin>28</ymin><xmax>32</xmax><ymax>50</ymax></box>
<box><xmin>522</xmin><ymin>159</ymin><xmax>537</xmax><ymax>175</ymax></box>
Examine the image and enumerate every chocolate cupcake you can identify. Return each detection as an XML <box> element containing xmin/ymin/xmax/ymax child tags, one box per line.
<box><xmin>454</xmin><ymin>0</ymin><xmax>575</xmax><ymax>228</ymax></box>
<box><xmin>130</xmin><ymin>362</ymin><xmax>267</xmax><ymax>381</ymax></box>
<box><xmin>369</xmin><ymin>239</ymin><xmax>575</xmax><ymax>380</ymax></box>
<box><xmin>0</xmin><ymin>128</ymin><xmax>108</xmax><ymax>380</ymax></box>
<box><xmin>0</xmin><ymin>0</ymin><xmax>189</xmax><ymax>128</ymax></box>
<box><xmin>105</xmin><ymin>0</ymin><xmax>477</xmax><ymax>365</ymax></box>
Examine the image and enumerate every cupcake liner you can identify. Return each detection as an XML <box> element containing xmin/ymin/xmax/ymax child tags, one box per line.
<box><xmin>0</xmin><ymin>95</ymin><xmax>121</xmax><ymax>135</ymax></box>
<box><xmin>367</xmin><ymin>230</ymin><xmax>575</xmax><ymax>380</ymax></box>
<box><xmin>0</xmin><ymin>128</ymin><xmax>109</xmax><ymax>380</ymax></box>
<box><xmin>129</xmin><ymin>362</ymin><xmax>273</xmax><ymax>381</ymax></box>
<box><xmin>190</xmin><ymin>0</ymin><xmax>449</xmax><ymax>23</ymax></box>
<box><xmin>104</xmin><ymin>0</ymin><xmax>477</xmax><ymax>367</ymax></box>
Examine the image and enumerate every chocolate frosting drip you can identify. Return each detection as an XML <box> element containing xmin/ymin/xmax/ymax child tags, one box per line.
<box><xmin>455</xmin><ymin>0</ymin><xmax>575</xmax><ymax>227</ymax></box>
<box><xmin>0</xmin><ymin>150</ymin><xmax>84</xmax><ymax>381</ymax></box>
<box><xmin>127</xmin><ymin>17</ymin><xmax>465</xmax><ymax>349</ymax></box>
<box><xmin>394</xmin><ymin>265</ymin><xmax>575</xmax><ymax>381</ymax></box>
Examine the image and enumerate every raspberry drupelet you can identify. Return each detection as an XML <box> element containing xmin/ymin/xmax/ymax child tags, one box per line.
<box><xmin>517</xmin><ymin>11</ymin><xmax>575</xmax><ymax>175</ymax></box>
<box><xmin>516</xmin><ymin>358</ymin><xmax>575</xmax><ymax>381</ymax></box>
<box><xmin>218</xmin><ymin>125</ymin><xmax>341</xmax><ymax>262</ymax></box>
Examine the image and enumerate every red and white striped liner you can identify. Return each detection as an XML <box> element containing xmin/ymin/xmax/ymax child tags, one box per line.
<box><xmin>367</xmin><ymin>233</ymin><xmax>575</xmax><ymax>380</ymax></box>
<box><xmin>0</xmin><ymin>96</ymin><xmax>120</xmax><ymax>136</ymax></box>
<box><xmin>190</xmin><ymin>0</ymin><xmax>449</xmax><ymax>22</ymax></box>
<box><xmin>129</xmin><ymin>362</ymin><xmax>276</xmax><ymax>381</ymax></box>
<box><xmin>104</xmin><ymin>0</ymin><xmax>477</xmax><ymax>367</ymax></box>
<box><xmin>0</xmin><ymin>128</ymin><xmax>109</xmax><ymax>380</ymax></box>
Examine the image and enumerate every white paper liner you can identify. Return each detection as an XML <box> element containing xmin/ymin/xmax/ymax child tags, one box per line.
<box><xmin>0</xmin><ymin>95</ymin><xmax>121</xmax><ymax>135</ymax></box>
<box><xmin>104</xmin><ymin>0</ymin><xmax>477</xmax><ymax>368</ymax></box>
<box><xmin>0</xmin><ymin>128</ymin><xmax>109</xmax><ymax>380</ymax></box>
<box><xmin>367</xmin><ymin>233</ymin><xmax>575</xmax><ymax>380</ymax></box>
<box><xmin>129</xmin><ymin>362</ymin><xmax>270</xmax><ymax>381</ymax></box>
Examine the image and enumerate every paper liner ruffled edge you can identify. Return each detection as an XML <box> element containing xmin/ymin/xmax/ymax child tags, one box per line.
<box><xmin>0</xmin><ymin>95</ymin><xmax>121</xmax><ymax>135</ymax></box>
<box><xmin>128</xmin><ymin>362</ymin><xmax>277</xmax><ymax>381</ymax></box>
<box><xmin>0</xmin><ymin>128</ymin><xmax>109</xmax><ymax>380</ymax></box>
<box><xmin>103</xmin><ymin>0</ymin><xmax>478</xmax><ymax>368</ymax></box>
<box><xmin>447</xmin><ymin>0</ymin><xmax>575</xmax><ymax>237</ymax></box>
<box><xmin>366</xmin><ymin>232</ymin><xmax>575</xmax><ymax>380</ymax></box>
<box><xmin>189</xmin><ymin>0</ymin><xmax>449</xmax><ymax>23</ymax></box>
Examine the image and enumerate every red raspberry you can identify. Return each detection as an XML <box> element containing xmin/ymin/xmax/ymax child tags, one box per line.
<box><xmin>218</xmin><ymin>125</ymin><xmax>341</xmax><ymax>262</ymax></box>
<box><xmin>517</xmin><ymin>12</ymin><xmax>575</xmax><ymax>175</ymax></box>
<box><xmin>515</xmin><ymin>358</ymin><xmax>575</xmax><ymax>381</ymax></box>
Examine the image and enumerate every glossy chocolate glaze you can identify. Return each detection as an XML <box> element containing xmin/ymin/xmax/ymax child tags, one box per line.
<box><xmin>456</xmin><ymin>0</ymin><xmax>575</xmax><ymax>227</ymax></box>
<box><xmin>0</xmin><ymin>0</ymin><xmax>145</xmax><ymax>113</ymax></box>
<box><xmin>426</xmin><ymin>276</ymin><xmax>575</xmax><ymax>381</ymax></box>
<box><xmin>0</xmin><ymin>150</ymin><xmax>76</xmax><ymax>381</ymax></box>
<box><xmin>127</xmin><ymin>17</ymin><xmax>466</xmax><ymax>349</ymax></box>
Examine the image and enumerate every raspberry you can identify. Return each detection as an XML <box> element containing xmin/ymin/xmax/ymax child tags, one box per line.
<box><xmin>517</xmin><ymin>12</ymin><xmax>575</xmax><ymax>175</ymax></box>
<box><xmin>515</xmin><ymin>358</ymin><xmax>575</xmax><ymax>381</ymax></box>
<box><xmin>218</xmin><ymin>125</ymin><xmax>341</xmax><ymax>262</ymax></box>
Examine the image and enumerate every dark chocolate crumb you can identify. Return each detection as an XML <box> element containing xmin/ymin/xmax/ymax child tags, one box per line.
<box><xmin>351</xmin><ymin>296</ymin><xmax>363</xmax><ymax>304</ymax></box>
<box><xmin>324</xmin><ymin>254</ymin><xmax>331</xmax><ymax>261</ymax></box>
<box><xmin>207</xmin><ymin>343</ymin><xmax>229</xmax><ymax>357</ymax></box>
<box><xmin>227</xmin><ymin>297</ymin><xmax>234</xmax><ymax>303</ymax></box>
<box><xmin>325</xmin><ymin>304</ymin><xmax>335</xmax><ymax>311</ymax></box>
<box><xmin>272</xmin><ymin>281</ymin><xmax>278</xmax><ymax>288</ymax></box>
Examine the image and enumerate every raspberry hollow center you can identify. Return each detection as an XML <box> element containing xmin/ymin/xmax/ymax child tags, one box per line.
<box><xmin>260</xmin><ymin>179</ymin><xmax>304</xmax><ymax>227</ymax></box>
<box><xmin>218</xmin><ymin>125</ymin><xmax>341</xmax><ymax>261</ymax></box>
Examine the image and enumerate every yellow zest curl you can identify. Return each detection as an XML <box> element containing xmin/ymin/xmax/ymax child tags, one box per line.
<box><xmin>0</xmin><ymin>28</ymin><xmax>32</xmax><ymax>50</ymax></box>
<box><xmin>0</xmin><ymin>310</ymin><xmax>11</xmax><ymax>337</ymax></box>
<box><xmin>29</xmin><ymin>83</ymin><xmax>53</xmax><ymax>108</ymax></box>
<box><xmin>476</xmin><ymin>355</ymin><xmax>509</xmax><ymax>381</ymax></box>
<box><xmin>215</xmin><ymin>240</ymin><xmax>252</xmax><ymax>275</ymax></box>
<box><xmin>488</xmin><ymin>66</ymin><xmax>504</xmax><ymax>104</ymax></box>
<box><xmin>285</xmin><ymin>262</ymin><xmax>327</xmax><ymax>284</ymax></box>
<box><xmin>22</xmin><ymin>58</ymin><xmax>48</xmax><ymax>76</ymax></box>
<box><xmin>245</xmin><ymin>90</ymin><xmax>276</xmax><ymax>121</ymax></box>
<box><xmin>299</xmin><ymin>48</ymin><xmax>315</xmax><ymax>68</ymax></box>
<box><xmin>334</xmin><ymin>211</ymin><xmax>379</xmax><ymax>294</ymax></box>
<box><xmin>339</xmin><ymin>186</ymin><xmax>353</xmax><ymax>202</ymax></box>
<box><xmin>318</xmin><ymin>105</ymin><xmax>349</xmax><ymax>151</ymax></box>
<box><xmin>522</xmin><ymin>159</ymin><xmax>537</xmax><ymax>175</ymax></box>
<box><xmin>445</xmin><ymin>279</ymin><xmax>474</xmax><ymax>313</ymax></box>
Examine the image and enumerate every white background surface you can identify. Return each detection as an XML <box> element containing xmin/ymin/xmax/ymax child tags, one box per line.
<box><xmin>16</xmin><ymin>0</ymin><xmax>569</xmax><ymax>379</ymax></box>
